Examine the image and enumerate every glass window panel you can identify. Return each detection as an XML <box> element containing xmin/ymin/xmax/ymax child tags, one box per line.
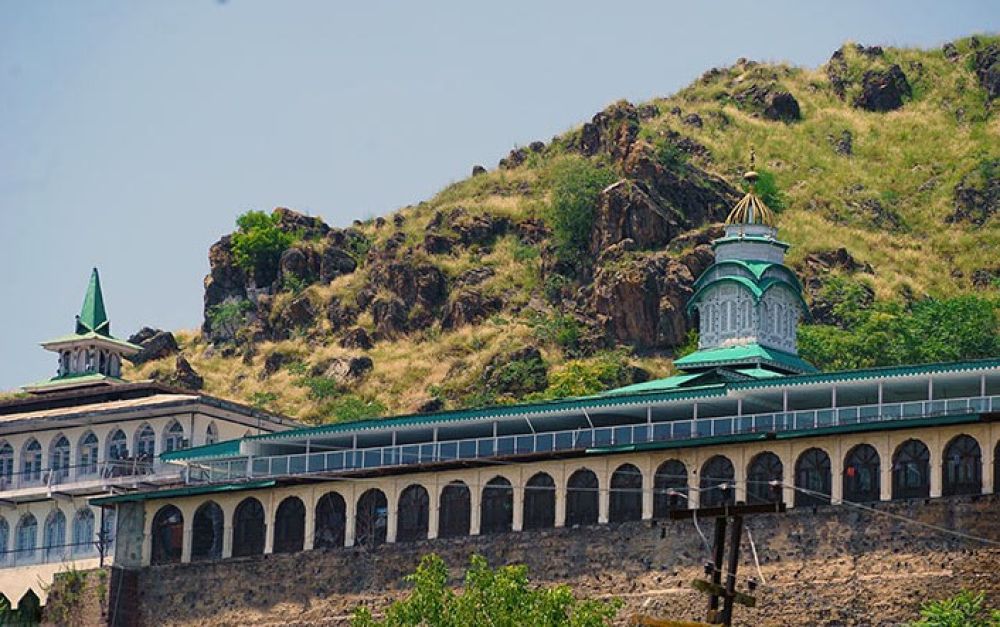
<box><xmin>594</xmin><ymin>429</ymin><xmax>612</xmax><ymax>446</ymax></box>
<box><xmin>497</xmin><ymin>437</ymin><xmax>515</xmax><ymax>456</ymax></box>
<box><xmin>554</xmin><ymin>432</ymin><xmax>574</xmax><ymax>450</ymax></box>
<box><xmin>459</xmin><ymin>441</ymin><xmax>477</xmax><ymax>459</ymax></box>
<box><xmin>289</xmin><ymin>455</ymin><xmax>306</xmax><ymax>474</ymax></box>
<box><xmin>516</xmin><ymin>436</ymin><xmax>533</xmax><ymax>454</ymax></box>
<box><xmin>614</xmin><ymin>427</ymin><xmax>632</xmax><ymax>446</ymax></box>
<box><xmin>478</xmin><ymin>439</ymin><xmax>494</xmax><ymax>458</ymax></box>
<box><xmin>535</xmin><ymin>434</ymin><xmax>554</xmax><ymax>452</ymax></box>
<box><xmin>440</xmin><ymin>442</ymin><xmax>458</xmax><ymax>460</ymax></box>
<box><xmin>696</xmin><ymin>420</ymin><xmax>712</xmax><ymax>437</ymax></box>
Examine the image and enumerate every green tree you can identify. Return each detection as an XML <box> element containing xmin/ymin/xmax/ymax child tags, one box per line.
<box><xmin>545</xmin><ymin>156</ymin><xmax>617</xmax><ymax>269</ymax></box>
<box><xmin>352</xmin><ymin>554</ymin><xmax>621</xmax><ymax>627</ymax></box>
<box><xmin>742</xmin><ymin>168</ymin><xmax>785</xmax><ymax>211</ymax></box>
<box><xmin>910</xmin><ymin>590</ymin><xmax>1000</xmax><ymax>627</ymax></box>
<box><xmin>230</xmin><ymin>210</ymin><xmax>295</xmax><ymax>284</ymax></box>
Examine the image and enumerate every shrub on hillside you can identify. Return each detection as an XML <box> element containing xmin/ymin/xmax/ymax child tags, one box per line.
<box><xmin>231</xmin><ymin>210</ymin><xmax>296</xmax><ymax>284</ymax></box>
<box><xmin>545</xmin><ymin>156</ymin><xmax>616</xmax><ymax>268</ymax></box>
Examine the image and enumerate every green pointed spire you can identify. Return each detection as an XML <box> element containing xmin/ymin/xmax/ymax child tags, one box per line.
<box><xmin>76</xmin><ymin>268</ymin><xmax>111</xmax><ymax>336</ymax></box>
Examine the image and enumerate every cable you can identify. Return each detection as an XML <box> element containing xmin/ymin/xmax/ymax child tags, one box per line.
<box><xmin>744</xmin><ymin>525</ymin><xmax>766</xmax><ymax>585</ymax></box>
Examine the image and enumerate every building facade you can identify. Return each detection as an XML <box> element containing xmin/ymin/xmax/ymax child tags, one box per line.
<box><xmin>0</xmin><ymin>270</ymin><xmax>295</xmax><ymax>608</ymax></box>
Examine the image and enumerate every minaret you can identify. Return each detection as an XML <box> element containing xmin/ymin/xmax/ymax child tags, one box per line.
<box><xmin>674</xmin><ymin>155</ymin><xmax>815</xmax><ymax>375</ymax></box>
<box><xmin>24</xmin><ymin>268</ymin><xmax>140</xmax><ymax>393</ymax></box>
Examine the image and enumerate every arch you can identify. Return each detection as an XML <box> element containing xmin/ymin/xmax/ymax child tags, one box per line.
<box><xmin>609</xmin><ymin>463</ymin><xmax>643</xmax><ymax>523</ymax></box>
<box><xmin>0</xmin><ymin>441</ymin><xmax>12</xmax><ymax>486</ymax></box>
<box><xmin>794</xmin><ymin>448</ymin><xmax>831</xmax><ymax>506</ymax></box>
<box><xmin>205</xmin><ymin>422</ymin><xmax>219</xmax><ymax>446</ymax></box>
<box><xmin>396</xmin><ymin>484</ymin><xmax>430</xmax><ymax>543</ymax></box>
<box><xmin>943</xmin><ymin>435</ymin><xmax>982</xmax><ymax>496</ymax></box>
<box><xmin>439</xmin><ymin>481</ymin><xmax>470</xmax><ymax>538</ymax></box>
<box><xmin>273</xmin><ymin>496</ymin><xmax>305</xmax><ymax>554</ymax></box>
<box><xmin>480</xmin><ymin>476</ymin><xmax>513</xmax><ymax>534</ymax></box>
<box><xmin>191</xmin><ymin>501</ymin><xmax>224</xmax><ymax>561</ymax></box>
<box><xmin>232</xmin><ymin>497</ymin><xmax>266</xmax><ymax>557</ymax></box>
<box><xmin>78</xmin><ymin>432</ymin><xmax>99</xmax><ymax>476</ymax></box>
<box><xmin>49</xmin><ymin>435</ymin><xmax>71</xmax><ymax>480</ymax></box>
<box><xmin>565</xmin><ymin>468</ymin><xmax>599</xmax><ymax>526</ymax></box>
<box><xmin>355</xmin><ymin>489</ymin><xmax>388</xmax><ymax>547</ymax></box>
<box><xmin>653</xmin><ymin>460</ymin><xmax>688</xmax><ymax>517</ymax></box>
<box><xmin>72</xmin><ymin>509</ymin><xmax>95</xmax><ymax>555</ymax></box>
<box><xmin>150</xmin><ymin>505</ymin><xmax>183</xmax><ymax>565</ymax></box>
<box><xmin>0</xmin><ymin>517</ymin><xmax>7</xmax><ymax>565</ymax></box>
<box><xmin>135</xmin><ymin>424</ymin><xmax>155</xmax><ymax>460</ymax></box>
<box><xmin>22</xmin><ymin>439</ymin><xmax>42</xmax><ymax>483</ymax></box>
<box><xmin>15</xmin><ymin>513</ymin><xmax>37</xmax><ymax>563</ymax></box>
<box><xmin>314</xmin><ymin>492</ymin><xmax>346</xmax><ymax>550</ymax></box>
<box><xmin>523</xmin><ymin>472</ymin><xmax>555</xmax><ymax>530</ymax></box>
<box><xmin>747</xmin><ymin>452</ymin><xmax>784</xmax><ymax>505</ymax></box>
<box><xmin>107</xmin><ymin>429</ymin><xmax>128</xmax><ymax>461</ymax></box>
<box><xmin>43</xmin><ymin>510</ymin><xmax>67</xmax><ymax>561</ymax></box>
<box><xmin>892</xmin><ymin>439</ymin><xmax>931</xmax><ymax>499</ymax></box>
<box><xmin>163</xmin><ymin>419</ymin><xmax>185</xmax><ymax>453</ymax></box>
<box><xmin>843</xmin><ymin>444</ymin><xmax>880</xmax><ymax>503</ymax></box>
<box><xmin>700</xmin><ymin>456</ymin><xmax>735</xmax><ymax>507</ymax></box>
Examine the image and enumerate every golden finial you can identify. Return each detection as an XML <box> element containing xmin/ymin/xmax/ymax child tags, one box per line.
<box><xmin>725</xmin><ymin>147</ymin><xmax>776</xmax><ymax>227</ymax></box>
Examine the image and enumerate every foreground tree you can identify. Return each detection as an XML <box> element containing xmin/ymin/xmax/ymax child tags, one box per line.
<box><xmin>910</xmin><ymin>590</ymin><xmax>1000</xmax><ymax>627</ymax></box>
<box><xmin>352</xmin><ymin>554</ymin><xmax>621</xmax><ymax>626</ymax></box>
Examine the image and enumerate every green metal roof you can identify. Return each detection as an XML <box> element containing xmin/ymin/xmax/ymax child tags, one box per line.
<box><xmin>161</xmin><ymin>439</ymin><xmax>242</xmax><ymax>463</ymax></box>
<box><xmin>90</xmin><ymin>480</ymin><xmax>277</xmax><ymax>505</ymax></box>
<box><xmin>78</xmin><ymin>268</ymin><xmax>110</xmax><ymax>336</ymax></box>
<box><xmin>674</xmin><ymin>343</ymin><xmax>817</xmax><ymax>374</ymax></box>
<box><xmin>21</xmin><ymin>372</ymin><xmax>127</xmax><ymax>391</ymax></box>
<box><xmin>728</xmin><ymin>357</ymin><xmax>1000</xmax><ymax>390</ymax></box>
<box><xmin>40</xmin><ymin>331</ymin><xmax>140</xmax><ymax>351</ymax></box>
<box><xmin>691</xmin><ymin>260</ymin><xmax>802</xmax><ymax>292</ymax></box>
<box><xmin>712</xmin><ymin>234</ymin><xmax>790</xmax><ymax>250</ymax></box>
<box><xmin>686</xmin><ymin>275</ymin><xmax>809</xmax><ymax>317</ymax></box>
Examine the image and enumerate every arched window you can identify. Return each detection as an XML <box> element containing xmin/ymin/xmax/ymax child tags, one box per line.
<box><xmin>163</xmin><ymin>420</ymin><xmax>185</xmax><ymax>454</ymax></box>
<box><xmin>150</xmin><ymin>505</ymin><xmax>183</xmax><ymax>565</ymax></box>
<box><xmin>0</xmin><ymin>517</ymin><xmax>8</xmax><ymax>565</ymax></box>
<box><xmin>191</xmin><ymin>501</ymin><xmax>224</xmax><ymax>561</ymax></box>
<box><xmin>523</xmin><ymin>473</ymin><xmax>555</xmax><ymax>531</ymax></box>
<box><xmin>107</xmin><ymin>429</ymin><xmax>128</xmax><ymax>461</ymax></box>
<box><xmin>892</xmin><ymin>439</ymin><xmax>930</xmax><ymax>500</ymax></box>
<box><xmin>480</xmin><ymin>476</ymin><xmax>513</xmax><ymax>535</ymax></box>
<box><xmin>943</xmin><ymin>435</ymin><xmax>982</xmax><ymax>496</ymax></box>
<box><xmin>78</xmin><ymin>432</ymin><xmax>99</xmax><ymax>476</ymax></box>
<box><xmin>700</xmin><ymin>456</ymin><xmax>735</xmax><ymax>507</ymax></box>
<box><xmin>747</xmin><ymin>452</ymin><xmax>783</xmax><ymax>505</ymax></box>
<box><xmin>232</xmin><ymin>498</ymin><xmax>266</xmax><ymax>557</ymax></box>
<box><xmin>16</xmin><ymin>514</ymin><xmax>37</xmax><ymax>563</ymax></box>
<box><xmin>842</xmin><ymin>444</ymin><xmax>880</xmax><ymax>502</ymax></box>
<box><xmin>205</xmin><ymin>422</ymin><xmax>219</xmax><ymax>446</ymax></box>
<box><xmin>22</xmin><ymin>439</ymin><xmax>43</xmax><ymax>483</ymax></box>
<box><xmin>314</xmin><ymin>492</ymin><xmax>346</xmax><ymax>550</ymax></box>
<box><xmin>273</xmin><ymin>497</ymin><xmax>305</xmax><ymax>554</ymax></box>
<box><xmin>72</xmin><ymin>509</ymin><xmax>95</xmax><ymax>556</ymax></box>
<box><xmin>439</xmin><ymin>481</ymin><xmax>470</xmax><ymax>538</ymax></box>
<box><xmin>135</xmin><ymin>425</ymin><xmax>155</xmax><ymax>460</ymax></box>
<box><xmin>0</xmin><ymin>442</ymin><xmax>13</xmax><ymax>487</ymax></box>
<box><xmin>50</xmin><ymin>435</ymin><xmax>71</xmax><ymax>480</ymax></box>
<box><xmin>396</xmin><ymin>484</ymin><xmax>429</xmax><ymax>543</ymax></box>
<box><xmin>653</xmin><ymin>460</ymin><xmax>688</xmax><ymax>517</ymax></box>
<box><xmin>565</xmin><ymin>469</ymin><xmax>599</xmax><ymax>527</ymax></box>
<box><xmin>609</xmin><ymin>464</ymin><xmax>643</xmax><ymax>523</ymax></box>
<box><xmin>795</xmin><ymin>448</ymin><xmax>831</xmax><ymax>507</ymax></box>
<box><xmin>44</xmin><ymin>510</ymin><xmax>66</xmax><ymax>561</ymax></box>
<box><xmin>355</xmin><ymin>489</ymin><xmax>387</xmax><ymax>547</ymax></box>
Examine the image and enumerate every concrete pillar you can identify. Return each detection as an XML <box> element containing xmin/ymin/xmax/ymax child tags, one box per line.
<box><xmin>554</xmin><ymin>483</ymin><xmax>567</xmax><ymax>528</ymax></box>
<box><xmin>983</xmin><ymin>433</ymin><xmax>995</xmax><ymax>495</ymax></box>
<box><xmin>470</xmin><ymin>475</ymin><xmax>482</xmax><ymax>536</ymax></box>
<box><xmin>303</xmin><ymin>489</ymin><xmax>316</xmax><ymax>550</ymax></box>
<box><xmin>222</xmin><ymin>524</ymin><xmax>233</xmax><ymax>559</ymax></box>
<box><xmin>830</xmin><ymin>443</ymin><xmax>844</xmax><ymax>505</ymax></box>
<box><xmin>688</xmin><ymin>463</ymin><xmax>700</xmax><ymax>510</ymax></box>
<box><xmin>181</xmin><ymin>526</ymin><xmax>193</xmax><ymax>564</ymax></box>
<box><xmin>733</xmin><ymin>450</ymin><xmax>747</xmax><ymax>504</ymax></box>
<box><xmin>782</xmin><ymin>448</ymin><xmax>796</xmax><ymax>509</ymax></box>
<box><xmin>880</xmin><ymin>436</ymin><xmax>893</xmax><ymax>501</ymax></box>
<box><xmin>385</xmin><ymin>483</ymin><xmax>398</xmax><ymax>544</ymax></box>
<box><xmin>512</xmin><ymin>473</ymin><xmax>524</xmax><ymax>532</ymax></box>
<box><xmin>263</xmin><ymin>493</ymin><xmax>276</xmax><ymax>554</ymax></box>
<box><xmin>929</xmin><ymin>433</ymin><xmax>943</xmax><ymax>498</ymax></box>
<box><xmin>141</xmin><ymin>508</ymin><xmax>153</xmax><ymax>566</ymax></box>
<box><xmin>427</xmin><ymin>481</ymin><xmax>440</xmax><ymax>540</ymax></box>
<box><xmin>641</xmin><ymin>463</ymin><xmax>654</xmax><ymax>520</ymax></box>
<box><xmin>597</xmin><ymin>467</ymin><xmax>609</xmax><ymax>524</ymax></box>
<box><xmin>344</xmin><ymin>487</ymin><xmax>357</xmax><ymax>547</ymax></box>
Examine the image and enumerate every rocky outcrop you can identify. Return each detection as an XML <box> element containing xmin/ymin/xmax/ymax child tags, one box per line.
<box><xmin>575</xmin><ymin>100</ymin><xmax>642</xmax><ymax>162</ymax></box>
<box><xmin>270</xmin><ymin>296</ymin><xmax>316</xmax><ymax>340</ymax></box>
<box><xmin>340</xmin><ymin>327</ymin><xmax>374</xmax><ymax>350</ymax></box>
<box><xmin>154</xmin><ymin>355</ymin><xmax>204</xmax><ymax>391</ymax></box>
<box><xmin>273</xmin><ymin>207</ymin><xmax>329</xmax><ymax>239</ymax></box>
<box><xmin>972</xmin><ymin>44</ymin><xmax>1000</xmax><ymax>100</ymax></box>
<box><xmin>127</xmin><ymin>328</ymin><xmax>179</xmax><ymax>365</ymax></box>
<box><xmin>319</xmin><ymin>247</ymin><xmax>357</xmax><ymax>283</ymax></box>
<box><xmin>733</xmin><ymin>84</ymin><xmax>801</xmax><ymax>122</ymax></box>
<box><xmin>441</xmin><ymin>290</ymin><xmax>502</xmax><ymax>330</ymax></box>
<box><xmin>371</xmin><ymin>263</ymin><xmax>448</xmax><ymax>310</ymax></box>
<box><xmin>202</xmin><ymin>235</ymin><xmax>248</xmax><ymax>338</ymax></box>
<box><xmin>800</xmin><ymin>248</ymin><xmax>874</xmax><ymax>276</ymax></box>
<box><xmin>278</xmin><ymin>247</ymin><xmax>319</xmax><ymax>288</ymax></box>
<box><xmin>322</xmin><ymin>355</ymin><xmax>374</xmax><ymax>386</ymax></box>
<box><xmin>947</xmin><ymin>160</ymin><xmax>999</xmax><ymax>226</ymax></box>
<box><xmin>372</xmin><ymin>297</ymin><xmax>409</xmax><ymax>339</ymax></box>
<box><xmin>852</xmin><ymin>65</ymin><xmax>911</xmax><ymax>112</ymax></box>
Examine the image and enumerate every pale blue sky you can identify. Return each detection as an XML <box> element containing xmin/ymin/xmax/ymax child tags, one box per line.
<box><xmin>1</xmin><ymin>1</ymin><xmax>998</xmax><ymax>390</ymax></box>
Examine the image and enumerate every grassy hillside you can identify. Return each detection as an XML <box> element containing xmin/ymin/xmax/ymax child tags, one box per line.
<box><xmin>126</xmin><ymin>36</ymin><xmax>1000</xmax><ymax>423</ymax></box>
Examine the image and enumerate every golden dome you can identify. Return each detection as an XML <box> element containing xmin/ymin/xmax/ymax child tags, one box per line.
<box><xmin>725</xmin><ymin>169</ymin><xmax>776</xmax><ymax>227</ymax></box>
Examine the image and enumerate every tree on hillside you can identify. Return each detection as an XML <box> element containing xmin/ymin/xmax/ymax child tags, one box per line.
<box><xmin>351</xmin><ymin>554</ymin><xmax>622</xmax><ymax>627</ymax></box>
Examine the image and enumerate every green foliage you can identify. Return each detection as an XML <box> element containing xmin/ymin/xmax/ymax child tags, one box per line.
<box><xmin>742</xmin><ymin>168</ymin><xmax>785</xmax><ymax>211</ymax></box>
<box><xmin>299</xmin><ymin>376</ymin><xmax>339</xmax><ymax>401</ymax></box>
<box><xmin>321</xmin><ymin>395</ymin><xmax>387</xmax><ymax>422</ymax></box>
<box><xmin>910</xmin><ymin>590</ymin><xmax>1000</xmax><ymax>627</ymax></box>
<box><xmin>231</xmin><ymin>210</ymin><xmax>296</xmax><ymax>281</ymax></box>
<box><xmin>249</xmin><ymin>391</ymin><xmax>279</xmax><ymax>410</ymax></box>
<box><xmin>653</xmin><ymin>137</ymin><xmax>689</xmax><ymax>170</ymax></box>
<box><xmin>529</xmin><ymin>312</ymin><xmax>582</xmax><ymax>354</ymax></box>
<box><xmin>539</xmin><ymin>351</ymin><xmax>637</xmax><ymax>398</ymax></box>
<box><xmin>352</xmin><ymin>554</ymin><xmax>621</xmax><ymax>627</ymax></box>
<box><xmin>800</xmin><ymin>295</ymin><xmax>999</xmax><ymax>371</ymax></box>
<box><xmin>545</xmin><ymin>156</ymin><xmax>617</xmax><ymax>268</ymax></box>
<box><xmin>207</xmin><ymin>299</ymin><xmax>254</xmax><ymax>339</ymax></box>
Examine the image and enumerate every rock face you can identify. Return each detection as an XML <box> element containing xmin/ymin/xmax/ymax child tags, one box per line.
<box><xmin>127</xmin><ymin>328</ymin><xmax>179</xmax><ymax>365</ymax></box>
<box><xmin>972</xmin><ymin>44</ymin><xmax>1000</xmax><ymax>100</ymax></box>
<box><xmin>372</xmin><ymin>263</ymin><xmax>448</xmax><ymax>310</ymax></box>
<box><xmin>852</xmin><ymin>65</ymin><xmax>911</xmax><ymax>111</ymax></box>
<box><xmin>164</xmin><ymin>355</ymin><xmax>204</xmax><ymax>390</ymax></box>
<box><xmin>340</xmin><ymin>327</ymin><xmax>374</xmax><ymax>350</ymax></box>
<box><xmin>319</xmin><ymin>247</ymin><xmax>357</xmax><ymax>283</ymax></box>
<box><xmin>325</xmin><ymin>297</ymin><xmax>358</xmax><ymax>332</ymax></box>
<box><xmin>323</xmin><ymin>356</ymin><xmax>374</xmax><ymax>386</ymax></box>
<box><xmin>948</xmin><ymin>160</ymin><xmax>1000</xmax><ymax>226</ymax></box>
<box><xmin>480</xmin><ymin>347</ymin><xmax>548</xmax><ymax>397</ymax></box>
<box><xmin>576</xmin><ymin>100</ymin><xmax>641</xmax><ymax>162</ymax></box>
<box><xmin>733</xmin><ymin>84</ymin><xmax>801</xmax><ymax>122</ymax></box>
<box><xmin>202</xmin><ymin>235</ymin><xmax>248</xmax><ymax>339</ymax></box>
<box><xmin>372</xmin><ymin>297</ymin><xmax>409</xmax><ymax>339</ymax></box>
<box><xmin>441</xmin><ymin>290</ymin><xmax>502</xmax><ymax>330</ymax></box>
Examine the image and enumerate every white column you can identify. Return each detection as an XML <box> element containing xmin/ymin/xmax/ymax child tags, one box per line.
<box><xmin>344</xmin><ymin>489</ymin><xmax>357</xmax><ymax>548</ymax></box>
<box><xmin>929</xmin><ymin>432</ymin><xmax>942</xmax><ymax>498</ymax></box>
<box><xmin>554</xmin><ymin>467</ymin><xmax>566</xmax><ymax>528</ymax></box>
<box><xmin>469</xmin><ymin>475</ymin><xmax>482</xmax><ymax>536</ymax></box>
<box><xmin>597</xmin><ymin>466</ymin><xmax>609</xmax><ymax>524</ymax></box>
<box><xmin>512</xmin><ymin>471</ymin><xmax>524</xmax><ymax>532</ymax></box>
<box><xmin>641</xmin><ymin>460</ymin><xmax>654</xmax><ymax>520</ymax></box>
<box><xmin>688</xmin><ymin>463</ymin><xmax>701</xmax><ymax>510</ymax></box>
<box><xmin>222</xmin><ymin>524</ymin><xmax>233</xmax><ymax>559</ymax></box>
<box><xmin>303</xmin><ymin>489</ymin><xmax>316</xmax><ymax>550</ymax></box>
<box><xmin>830</xmin><ymin>442</ymin><xmax>844</xmax><ymax>505</ymax></box>
<box><xmin>733</xmin><ymin>450</ymin><xmax>747</xmax><ymax>504</ymax></box>
<box><xmin>782</xmin><ymin>448</ymin><xmax>796</xmax><ymax>508</ymax></box>
<box><xmin>983</xmin><ymin>433</ymin><xmax>995</xmax><ymax>495</ymax></box>
<box><xmin>427</xmin><ymin>481</ymin><xmax>440</xmax><ymax>540</ymax></box>
<box><xmin>385</xmin><ymin>483</ymin><xmax>398</xmax><ymax>544</ymax></box>
<box><xmin>263</xmin><ymin>493</ymin><xmax>276</xmax><ymax>554</ymax></box>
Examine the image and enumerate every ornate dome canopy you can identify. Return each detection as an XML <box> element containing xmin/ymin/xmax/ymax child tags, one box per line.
<box><xmin>725</xmin><ymin>170</ymin><xmax>776</xmax><ymax>227</ymax></box>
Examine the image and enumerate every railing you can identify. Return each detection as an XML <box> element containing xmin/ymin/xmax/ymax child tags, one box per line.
<box><xmin>0</xmin><ymin>458</ymin><xmax>158</xmax><ymax>491</ymax></box>
<box><xmin>0</xmin><ymin>538</ymin><xmax>112</xmax><ymax>569</ymax></box>
<box><xmin>188</xmin><ymin>394</ymin><xmax>1000</xmax><ymax>484</ymax></box>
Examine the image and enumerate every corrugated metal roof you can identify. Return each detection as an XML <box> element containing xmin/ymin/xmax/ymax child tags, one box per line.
<box><xmin>90</xmin><ymin>479</ymin><xmax>276</xmax><ymax>505</ymax></box>
<box><xmin>161</xmin><ymin>439</ymin><xmax>241</xmax><ymax>462</ymax></box>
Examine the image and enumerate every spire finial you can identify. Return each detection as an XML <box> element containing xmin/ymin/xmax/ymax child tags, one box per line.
<box><xmin>76</xmin><ymin>267</ymin><xmax>111</xmax><ymax>336</ymax></box>
<box><xmin>744</xmin><ymin>147</ymin><xmax>759</xmax><ymax>190</ymax></box>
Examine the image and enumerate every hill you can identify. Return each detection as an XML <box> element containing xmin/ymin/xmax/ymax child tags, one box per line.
<box><xmin>125</xmin><ymin>36</ymin><xmax>1000</xmax><ymax>423</ymax></box>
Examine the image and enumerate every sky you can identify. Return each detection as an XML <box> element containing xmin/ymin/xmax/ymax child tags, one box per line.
<box><xmin>1</xmin><ymin>1</ymin><xmax>998</xmax><ymax>391</ymax></box>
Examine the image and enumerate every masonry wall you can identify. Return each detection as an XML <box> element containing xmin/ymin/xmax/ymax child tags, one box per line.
<box><xmin>129</xmin><ymin>494</ymin><xmax>1000</xmax><ymax>626</ymax></box>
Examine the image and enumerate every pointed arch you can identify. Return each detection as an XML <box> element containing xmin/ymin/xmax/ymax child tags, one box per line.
<box><xmin>163</xmin><ymin>419</ymin><xmax>185</xmax><ymax>454</ymax></box>
<box><xmin>609</xmin><ymin>464</ymin><xmax>643</xmax><ymax>523</ymax></box>
<box><xmin>843</xmin><ymin>444</ymin><xmax>880</xmax><ymax>503</ymax></box>
<box><xmin>747</xmin><ymin>452</ymin><xmax>783</xmax><ymax>505</ymax></box>
<box><xmin>565</xmin><ymin>468</ymin><xmax>599</xmax><ymax>527</ymax></box>
<box><xmin>49</xmin><ymin>434</ymin><xmax>71</xmax><ymax>480</ymax></box>
<box><xmin>134</xmin><ymin>424</ymin><xmax>155</xmax><ymax>460</ymax></box>
<box><xmin>43</xmin><ymin>509</ymin><xmax>67</xmax><ymax>561</ymax></box>
<box><xmin>72</xmin><ymin>509</ymin><xmax>95</xmax><ymax>555</ymax></box>
<box><xmin>942</xmin><ymin>435</ymin><xmax>982</xmax><ymax>496</ymax></box>
<box><xmin>439</xmin><ymin>481</ymin><xmax>470</xmax><ymax>538</ymax></box>
<box><xmin>700</xmin><ymin>456</ymin><xmax>735</xmax><ymax>507</ymax></box>
<box><xmin>107</xmin><ymin>429</ymin><xmax>128</xmax><ymax>462</ymax></box>
<box><xmin>892</xmin><ymin>439</ymin><xmax>930</xmax><ymax>499</ymax></box>
<box><xmin>232</xmin><ymin>497</ymin><xmax>266</xmax><ymax>557</ymax></box>
<box><xmin>314</xmin><ymin>492</ymin><xmax>346</xmax><ymax>550</ymax></box>
<box><xmin>15</xmin><ymin>513</ymin><xmax>37</xmax><ymax>563</ymax></box>
<box><xmin>78</xmin><ymin>432</ymin><xmax>99</xmax><ymax>476</ymax></box>
<box><xmin>0</xmin><ymin>517</ymin><xmax>8</xmax><ymax>565</ymax></box>
<box><xmin>396</xmin><ymin>484</ymin><xmax>430</xmax><ymax>543</ymax></box>
<box><xmin>355</xmin><ymin>489</ymin><xmax>388</xmax><ymax>547</ymax></box>
<box><xmin>205</xmin><ymin>422</ymin><xmax>219</xmax><ymax>446</ymax></box>
<box><xmin>274</xmin><ymin>496</ymin><xmax>305</xmax><ymax>554</ymax></box>
<box><xmin>794</xmin><ymin>448</ymin><xmax>831</xmax><ymax>506</ymax></box>
<box><xmin>191</xmin><ymin>501</ymin><xmax>224</xmax><ymax>561</ymax></box>
<box><xmin>22</xmin><ymin>439</ymin><xmax>42</xmax><ymax>483</ymax></box>
<box><xmin>653</xmin><ymin>459</ymin><xmax>688</xmax><ymax>517</ymax></box>
<box><xmin>523</xmin><ymin>472</ymin><xmax>555</xmax><ymax>531</ymax></box>
<box><xmin>151</xmin><ymin>505</ymin><xmax>183</xmax><ymax>565</ymax></box>
<box><xmin>480</xmin><ymin>476</ymin><xmax>513</xmax><ymax>534</ymax></box>
<box><xmin>0</xmin><ymin>441</ymin><xmax>13</xmax><ymax>487</ymax></box>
